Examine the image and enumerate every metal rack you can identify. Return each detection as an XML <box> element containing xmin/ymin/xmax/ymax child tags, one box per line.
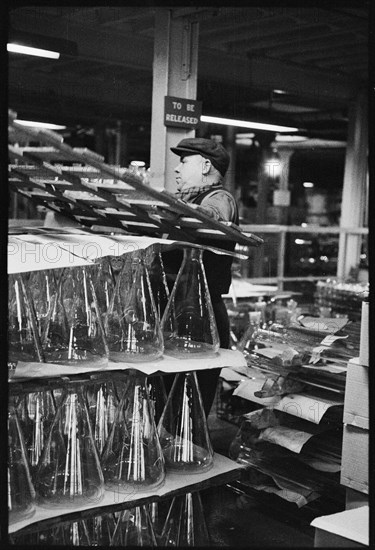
<box><xmin>8</xmin><ymin>111</ymin><xmax>263</xmax><ymax>249</ymax></box>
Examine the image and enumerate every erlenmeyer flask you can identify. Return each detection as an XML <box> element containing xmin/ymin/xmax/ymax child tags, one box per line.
<box><xmin>86</xmin><ymin>380</ymin><xmax>120</xmax><ymax>456</ymax></box>
<box><xmin>11</xmin><ymin>513</ymin><xmax>118</xmax><ymax>546</ymax></box>
<box><xmin>90</xmin><ymin>257</ymin><xmax>116</xmax><ymax>320</ymax></box>
<box><xmin>43</xmin><ymin>266</ymin><xmax>108</xmax><ymax>365</ymax></box>
<box><xmin>28</xmin><ymin>268</ymin><xmax>61</xmax><ymax>343</ymax></box>
<box><xmin>17</xmin><ymin>390</ymin><xmax>57</xmax><ymax>478</ymax></box>
<box><xmin>8</xmin><ymin>273</ymin><xmax>44</xmax><ymax>364</ymax></box>
<box><xmin>157</xmin><ymin>371</ymin><xmax>214</xmax><ymax>473</ymax></box>
<box><xmin>147</xmin><ymin>245</ymin><xmax>171</xmax><ymax>322</ymax></box>
<box><xmin>105</xmin><ymin>250</ymin><xmax>164</xmax><ymax>362</ymax></box>
<box><xmin>161</xmin><ymin>247</ymin><xmax>220</xmax><ymax>357</ymax></box>
<box><xmin>160</xmin><ymin>492</ymin><xmax>210</xmax><ymax>546</ymax></box>
<box><xmin>8</xmin><ymin>396</ymin><xmax>36</xmax><ymax>525</ymax></box>
<box><xmin>41</xmin><ymin>518</ymin><xmax>92</xmax><ymax>545</ymax></box>
<box><xmin>111</xmin><ymin>505</ymin><xmax>158</xmax><ymax>546</ymax></box>
<box><xmin>147</xmin><ymin>374</ymin><xmax>168</xmax><ymax>426</ymax></box>
<box><xmin>148</xmin><ymin>501</ymin><xmax>162</xmax><ymax>541</ymax></box>
<box><xmin>101</xmin><ymin>371</ymin><xmax>165</xmax><ymax>493</ymax></box>
<box><xmin>35</xmin><ymin>382</ymin><xmax>104</xmax><ymax>508</ymax></box>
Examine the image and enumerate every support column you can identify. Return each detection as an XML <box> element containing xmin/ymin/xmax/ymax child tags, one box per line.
<box><xmin>149</xmin><ymin>9</ymin><xmax>199</xmax><ymax>191</ymax></box>
<box><xmin>337</xmin><ymin>89</ymin><xmax>368</xmax><ymax>280</ymax></box>
<box><xmin>225</xmin><ymin>126</ymin><xmax>236</xmax><ymax>197</ymax></box>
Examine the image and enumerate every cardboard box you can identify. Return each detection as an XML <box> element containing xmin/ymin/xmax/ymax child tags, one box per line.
<box><xmin>340</xmin><ymin>424</ymin><xmax>368</xmax><ymax>494</ymax></box>
<box><xmin>343</xmin><ymin>358</ymin><xmax>369</xmax><ymax>429</ymax></box>
<box><xmin>311</xmin><ymin>505</ymin><xmax>369</xmax><ymax>547</ymax></box>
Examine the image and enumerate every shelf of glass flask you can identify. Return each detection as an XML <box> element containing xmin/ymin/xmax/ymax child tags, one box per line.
<box><xmin>9</xmin><ymin>453</ymin><xmax>242</xmax><ymax>534</ymax></box>
<box><xmin>9</xmin><ymin>348</ymin><xmax>247</xmax><ymax>384</ymax></box>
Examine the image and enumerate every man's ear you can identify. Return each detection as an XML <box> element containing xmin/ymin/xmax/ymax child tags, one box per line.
<box><xmin>202</xmin><ymin>158</ymin><xmax>212</xmax><ymax>175</ymax></box>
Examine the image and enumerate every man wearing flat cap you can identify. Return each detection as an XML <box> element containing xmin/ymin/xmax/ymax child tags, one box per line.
<box><xmin>162</xmin><ymin>137</ymin><xmax>239</xmax><ymax>416</ymax></box>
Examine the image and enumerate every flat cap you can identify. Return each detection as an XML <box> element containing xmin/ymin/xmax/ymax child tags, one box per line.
<box><xmin>170</xmin><ymin>138</ymin><xmax>230</xmax><ymax>176</ymax></box>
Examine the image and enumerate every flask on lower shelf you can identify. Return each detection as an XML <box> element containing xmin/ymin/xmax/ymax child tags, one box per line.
<box><xmin>35</xmin><ymin>382</ymin><xmax>104</xmax><ymax>508</ymax></box>
<box><xmin>10</xmin><ymin>512</ymin><xmax>118</xmax><ymax>546</ymax></box>
<box><xmin>105</xmin><ymin>250</ymin><xmax>164</xmax><ymax>362</ymax></box>
<box><xmin>101</xmin><ymin>371</ymin><xmax>165</xmax><ymax>493</ymax></box>
<box><xmin>8</xmin><ymin>396</ymin><xmax>36</xmax><ymax>525</ymax></box>
<box><xmin>157</xmin><ymin>371</ymin><xmax>214</xmax><ymax>473</ymax></box>
<box><xmin>160</xmin><ymin>492</ymin><xmax>210</xmax><ymax>546</ymax></box>
<box><xmin>111</xmin><ymin>505</ymin><xmax>158</xmax><ymax>546</ymax></box>
<box><xmin>147</xmin><ymin>374</ymin><xmax>168</xmax><ymax>426</ymax></box>
<box><xmin>86</xmin><ymin>380</ymin><xmax>120</xmax><ymax>456</ymax></box>
<box><xmin>161</xmin><ymin>247</ymin><xmax>220</xmax><ymax>357</ymax></box>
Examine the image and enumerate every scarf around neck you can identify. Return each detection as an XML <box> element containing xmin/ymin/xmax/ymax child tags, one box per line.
<box><xmin>175</xmin><ymin>183</ymin><xmax>221</xmax><ymax>202</ymax></box>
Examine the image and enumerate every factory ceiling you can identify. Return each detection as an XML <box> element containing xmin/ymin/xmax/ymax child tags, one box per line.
<box><xmin>8</xmin><ymin>4</ymin><xmax>370</xmax><ymax>141</ymax></box>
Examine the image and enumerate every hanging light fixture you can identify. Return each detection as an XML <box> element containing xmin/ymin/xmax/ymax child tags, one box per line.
<box><xmin>201</xmin><ymin>115</ymin><xmax>299</xmax><ymax>133</ymax></box>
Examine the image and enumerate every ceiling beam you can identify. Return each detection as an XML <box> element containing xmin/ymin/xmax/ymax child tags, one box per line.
<box><xmin>227</xmin><ymin>22</ymin><xmax>365</xmax><ymax>54</ymax></box>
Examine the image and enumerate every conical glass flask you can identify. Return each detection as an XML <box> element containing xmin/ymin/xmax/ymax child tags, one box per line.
<box><xmin>160</xmin><ymin>492</ymin><xmax>210</xmax><ymax>546</ymax></box>
<box><xmin>8</xmin><ymin>396</ymin><xmax>36</xmax><ymax>525</ymax></box>
<box><xmin>41</xmin><ymin>266</ymin><xmax>108</xmax><ymax>365</ymax></box>
<box><xmin>147</xmin><ymin>245</ymin><xmax>171</xmax><ymax>322</ymax></box>
<box><xmin>86</xmin><ymin>379</ymin><xmax>120</xmax><ymax>456</ymax></box>
<box><xmin>157</xmin><ymin>371</ymin><xmax>214</xmax><ymax>473</ymax></box>
<box><xmin>101</xmin><ymin>370</ymin><xmax>165</xmax><ymax>493</ymax></box>
<box><xmin>40</xmin><ymin>518</ymin><xmax>92</xmax><ymax>545</ymax></box>
<box><xmin>148</xmin><ymin>501</ymin><xmax>162</xmax><ymax>541</ymax></box>
<box><xmin>28</xmin><ymin>268</ymin><xmax>62</xmax><ymax>342</ymax></box>
<box><xmin>10</xmin><ymin>513</ymin><xmax>118</xmax><ymax>546</ymax></box>
<box><xmin>111</xmin><ymin>505</ymin><xmax>158</xmax><ymax>546</ymax></box>
<box><xmin>147</xmin><ymin>374</ymin><xmax>168</xmax><ymax>426</ymax></box>
<box><xmin>8</xmin><ymin>273</ymin><xmax>44</xmax><ymax>364</ymax></box>
<box><xmin>90</xmin><ymin>257</ymin><xmax>116</xmax><ymax>320</ymax></box>
<box><xmin>105</xmin><ymin>250</ymin><xmax>164</xmax><ymax>362</ymax></box>
<box><xmin>16</xmin><ymin>390</ymin><xmax>57</xmax><ymax>479</ymax></box>
<box><xmin>35</xmin><ymin>382</ymin><xmax>104</xmax><ymax>508</ymax></box>
<box><xmin>161</xmin><ymin>247</ymin><xmax>220</xmax><ymax>357</ymax></box>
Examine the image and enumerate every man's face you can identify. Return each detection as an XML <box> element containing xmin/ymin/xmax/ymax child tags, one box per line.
<box><xmin>174</xmin><ymin>154</ymin><xmax>205</xmax><ymax>192</ymax></box>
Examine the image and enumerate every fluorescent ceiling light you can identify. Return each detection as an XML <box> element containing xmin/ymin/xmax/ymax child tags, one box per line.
<box><xmin>201</xmin><ymin>115</ymin><xmax>298</xmax><ymax>133</ymax></box>
<box><xmin>303</xmin><ymin>181</ymin><xmax>315</xmax><ymax>188</ymax></box>
<box><xmin>15</xmin><ymin>119</ymin><xmax>66</xmax><ymax>130</ymax></box>
<box><xmin>7</xmin><ymin>43</ymin><xmax>60</xmax><ymax>59</ymax></box>
<box><xmin>275</xmin><ymin>134</ymin><xmax>308</xmax><ymax>142</ymax></box>
<box><xmin>236</xmin><ymin>133</ymin><xmax>255</xmax><ymax>138</ymax></box>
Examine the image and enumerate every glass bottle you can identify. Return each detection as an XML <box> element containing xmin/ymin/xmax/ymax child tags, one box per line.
<box><xmin>111</xmin><ymin>505</ymin><xmax>158</xmax><ymax>546</ymax></box>
<box><xmin>157</xmin><ymin>371</ymin><xmax>214</xmax><ymax>473</ymax></box>
<box><xmin>161</xmin><ymin>247</ymin><xmax>220</xmax><ymax>357</ymax></box>
<box><xmin>8</xmin><ymin>395</ymin><xmax>36</xmax><ymax>525</ymax></box>
<box><xmin>8</xmin><ymin>273</ymin><xmax>44</xmax><ymax>364</ymax></box>
<box><xmin>160</xmin><ymin>492</ymin><xmax>210</xmax><ymax>546</ymax></box>
<box><xmin>105</xmin><ymin>250</ymin><xmax>164</xmax><ymax>362</ymax></box>
<box><xmin>41</xmin><ymin>266</ymin><xmax>108</xmax><ymax>366</ymax></box>
<box><xmin>35</xmin><ymin>382</ymin><xmax>104</xmax><ymax>508</ymax></box>
<box><xmin>101</xmin><ymin>371</ymin><xmax>165</xmax><ymax>493</ymax></box>
<box><xmin>237</xmin><ymin>311</ymin><xmax>262</xmax><ymax>356</ymax></box>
